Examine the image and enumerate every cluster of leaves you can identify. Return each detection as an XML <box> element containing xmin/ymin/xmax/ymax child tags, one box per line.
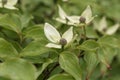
<box><xmin>0</xmin><ymin>0</ymin><xmax>120</xmax><ymax>80</ymax></box>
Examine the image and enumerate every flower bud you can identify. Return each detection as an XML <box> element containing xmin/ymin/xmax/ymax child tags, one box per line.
<box><xmin>59</xmin><ymin>38</ymin><xmax>67</xmax><ymax>46</ymax></box>
<box><xmin>2</xmin><ymin>0</ymin><xmax>7</xmax><ymax>6</ymax></box>
<box><xmin>79</xmin><ymin>16</ymin><xmax>86</xmax><ymax>23</ymax></box>
<box><xmin>103</xmin><ymin>28</ymin><xmax>107</xmax><ymax>32</ymax></box>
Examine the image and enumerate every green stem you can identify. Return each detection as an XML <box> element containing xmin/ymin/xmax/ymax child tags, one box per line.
<box><xmin>82</xmin><ymin>25</ymin><xmax>87</xmax><ymax>40</ymax></box>
<box><xmin>18</xmin><ymin>32</ymin><xmax>23</xmax><ymax>45</ymax></box>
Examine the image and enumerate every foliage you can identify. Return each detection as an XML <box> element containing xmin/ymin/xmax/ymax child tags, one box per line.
<box><xmin>0</xmin><ymin>0</ymin><xmax>120</xmax><ymax>80</ymax></box>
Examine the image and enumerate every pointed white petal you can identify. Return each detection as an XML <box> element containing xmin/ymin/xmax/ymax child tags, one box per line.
<box><xmin>7</xmin><ymin>0</ymin><xmax>18</xmax><ymax>5</ymax></box>
<box><xmin>4</xmin><ymin>5</ymin><xmax>17</xmax><ymax>9</ymax></box>
<box><xmin>67</xmin><ymin>16</ymin><xmax>80</xmax><ymax>24</ymax></box>
<box><xmin>44</xmin><ymin>23</ymin><xmax>61</xmax><ymax>43</ymax></box>
<box><xmin>106</xmin><ymin>24</ymin><xmax>119</xmax><ymax>35</ymax></box>
<box><xmin>58</xmin><ymin>5</ymin><xmax>67</xmax><ymax>19</ymax></box>
<box><xmin>62</xmin><ymin>27</ymin><xmax>73</xmax><ymax>43</ymax></box>
<box><xmin>56</xmin><ymin>17</ymin><xmax>75</xmax><ymax>25</ymax></box>
<box><xmin>86</xmin><ymin>15</ymin><xmax>97</xmax><ymax>24</ymax></box>
<box><xmin>55</xmin><ymin>18</ymin><xmax>67</xmax><ymax>24</ymax></box>
<box><xmin>0</xmin><ymin>0</ymin><xmax>2</xmax><ymax>7</ymax></box>
<box><xmin>62</xmin><ymin>0</ymin><xmax>68</xmax><ymax>2</ymax></box>
<box><xmin>46</xmin><ymin>43</ymin><xmax>61</xmax><ymax>49</ymax></box>
<box><xmin>81</xmin><ymin>5</ymin><xmax>92</xmax><ymax>23</ymax></box>
<box><xmin>98</xmin><ymin>17</ymin><xmax>107</xmax><ymax>32</ymax></box>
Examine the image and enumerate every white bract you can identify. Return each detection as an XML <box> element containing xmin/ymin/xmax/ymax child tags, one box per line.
<box><xmin>56</xmin><ymin>5</ymin><xmax>95</xmax><ymax>26</ymax></box>
<box><xmin>44</xmin><ymin>23</ymin><xmax>73</xmax><ymax>49</ymax></box>
<box><xmin>0</xmin><ymin>0</ymin><xmax>18</xmax><ymax>9</ymax></box>
<box><xmin>94</xmin><ymin>17</ymin><xmax>119</xmax><ymax>35</ymax></box>
<box><xmin>62</xmin><ymin>0</ymin><xmax>69</xmax><ymax>2</ymax></box>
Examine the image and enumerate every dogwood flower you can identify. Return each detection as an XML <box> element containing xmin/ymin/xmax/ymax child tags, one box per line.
<box><xmin>44</xmin><ymin>23</ymin><xmax>73</xmax><ymax>49</ymax></box>
<box><xmin>0</xmin><ymin>0</ymin><xmax>18</xmax><ymax>9</ymax></box>
<box><xmin>56</xmin><ymin>5</ymin><xmax>95</xmax><ymax>26</ymax></box>
<box><xmin>94</xmin><ymin>17</ymin><xmax>119</xmax><ymax>35</ymax></box>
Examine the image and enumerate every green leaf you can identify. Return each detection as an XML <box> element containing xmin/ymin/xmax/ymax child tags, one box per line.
<box><xmin>48</xmin><ymin>74</ymin><xmax>75</xmax><ymax>80</ymax></box>
<box><xmin>0</xmin><ymin>58</ymin><xmax>36</xmax><ymax>80</ymax></box>
<box><xmin>59</xmin><ymin>52</ymin><xmax>82</xmax><ymax>80</ymax></box>
<box><xmin>78</xmin><ymin>40</ymin><xmax>99</xmax><ymax>51</ymax></box>
<box><xmin>20</xmin><ymin>14</ymin><xmax>33</xmax><ymax>29</ymax></box>
<box><xmin>0</xmin><ymin>14</ymin><xmax>21</xmax><ymax>33</ymax></box>
<box><xmin>0</xmin><ymin>76</ymin><xmax>11</xmax><ymax>80</ymax></box>
<box><xmin>98</xmin><ymin>45</ymin><xmax>118</xmax><ymax>74</ymax></box>
<box><xmin>24</xmin><ymin>25</ymin><xmax>46</xmax><ymax>40</ymax></box>
<box><xmin>97</xmin><ymin>47</ymin><xmax>110</xmax><ymax>69</ymax></box>
<box><xmin>98</xmin><ymin>36</ymin><xmax>120</xmax><ymax>48</ymax></box>
<box><xmin>36</xmin><ymin>59</ymin><xmax>53</xmax><ymax>79</ymax></box>
<box><xmin>0</xmin><ymin>38</ymin><xmax>18</xmax><ymax>59</ymax></box>
<box><xmin>84</xmin><ymin>52</ymin><xmax>99</xmax><ymax>79</ymax></box>
<box><xmin>20</xmin><ymin>40</ymin><xmax>52</xmax><ymax>57</ymax></box>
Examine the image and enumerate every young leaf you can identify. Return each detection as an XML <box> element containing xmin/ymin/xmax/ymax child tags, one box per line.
<box><xmin>0</xmin><ymin>58</ymin><xmax>36</xmax><ymax>80</ymax></box>
<box><xmin>59</xmin><ymin>52</ymin><xmax>82</xmax><ymax>80</ymax></box>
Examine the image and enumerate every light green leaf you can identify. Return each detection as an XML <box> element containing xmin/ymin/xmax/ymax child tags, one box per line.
<box><xmin>0</xmin><ymin>14</ymin><xmax>21</xmax><ymax>33</ymax></box>
<box><xmin>0</xmin><ymin>38</ymin><xmax>18</xmax><ymax>59</ymax></box>
<box><xmin>84</xmin><ymin>52</ymin><xmax>99</xmax><ymax>79</ymax></box>
<box><xmin>98</xmin><ymin>36</ymin><xmax>120</xmax><ymax>48</ymax></box>
<box><xmin>20</xmin><ymin>40</ymin><xmax>52</xmax><ymax>57</ymax></box>
<box><xmin>97</xmin><ymin>47</ymin><xmax>110</xmax><ymax>69</ymax></box>
<box><xmin>48</xmin><ymin>74</ymin><xmax>75</xmax><ymax>80</ymax></box>
<box><xmin>20</xmin><ymin>14</ymin><xmax>33</xmax><ymax>29</ymax></box>
<box><xmin>78</xmin><ymin>40</ymin><xmax>99</xmax><ymax>51</ymax></box>
<box><xmin>98</xmin><ymin>45</ymin><xmax>118</xmax><ymax>74</ymax></box>
<box><xmin>0</xmin><ymin>58</ymin><xmax>36</xmax><ymax>80</ymax></box>
<box><xmin>59</xmin><ymin>52</ymin><xmax>82</xmax><ymax>80</ymax></box>
<box><xmin>24</xmin><ymin>25</ymin><xmax>45</xmax><ymax>40</ymax></box>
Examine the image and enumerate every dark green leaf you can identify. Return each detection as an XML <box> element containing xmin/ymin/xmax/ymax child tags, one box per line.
<box><xmin>36</xmin><ymin>59</ymin><xmax>53</xmax><ymax>79</ymax></box>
